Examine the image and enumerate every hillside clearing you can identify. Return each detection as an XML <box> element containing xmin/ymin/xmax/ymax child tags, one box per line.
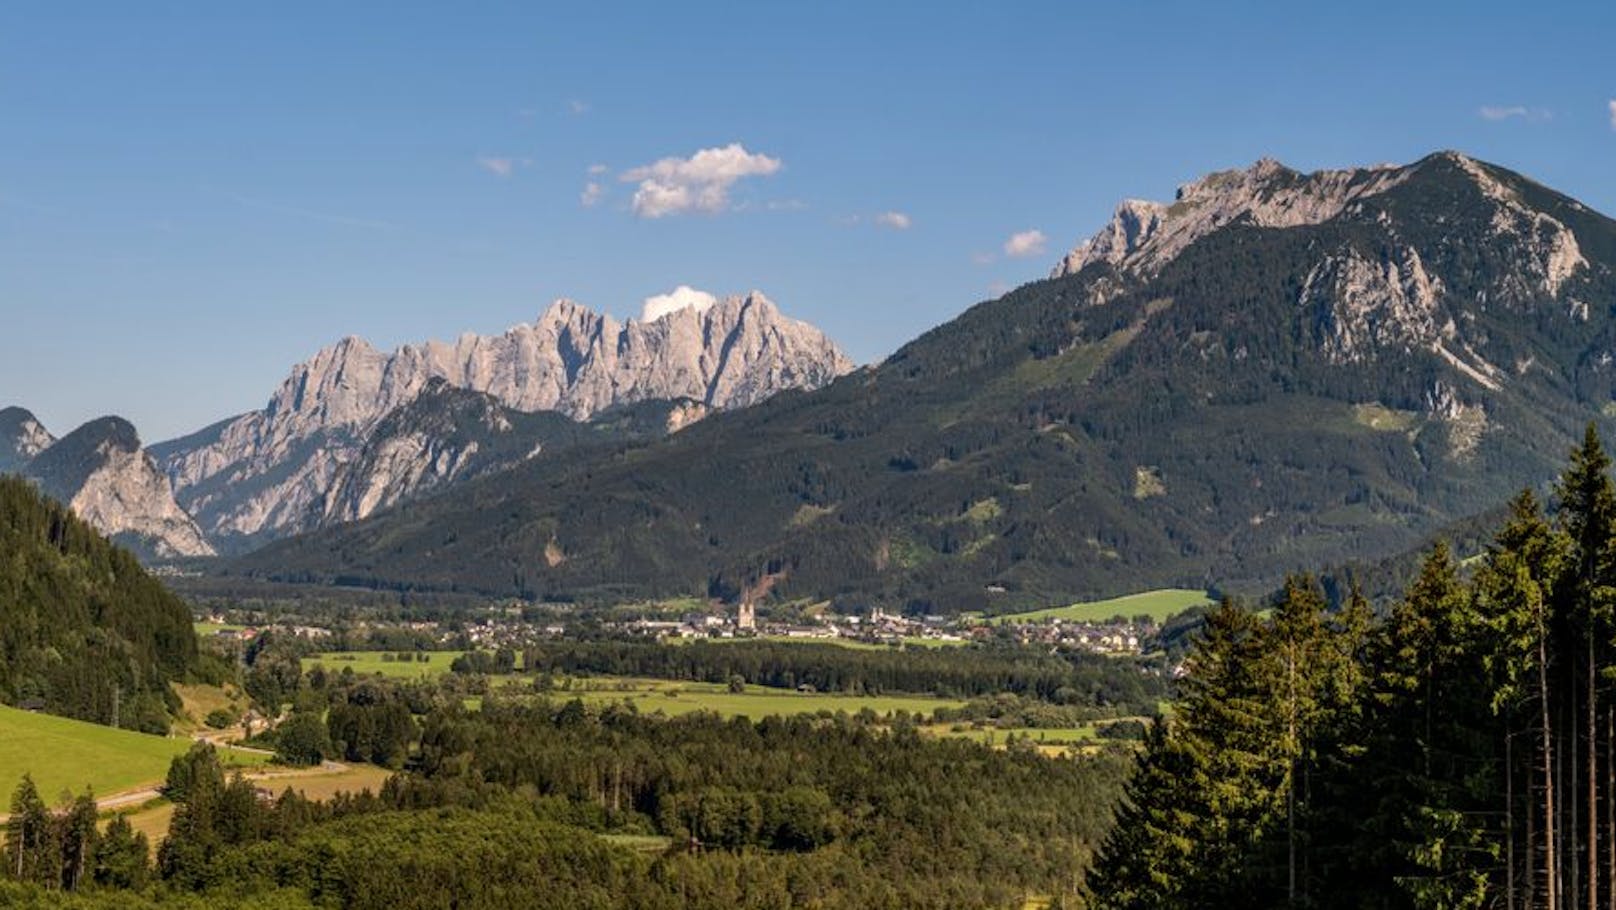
<box><xmin>0</xmin><ymin>704</ymin><xmax>267</xmax><ymax>803</ymax></box>
<box><xmin>991</xmin><ymin>588</ymin><xmax>1212</xmax><ymax>624</ymax></box>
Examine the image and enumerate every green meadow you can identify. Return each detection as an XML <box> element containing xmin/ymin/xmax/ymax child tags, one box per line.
<box><xmin>507</xmin><ymin>677</ymin><xmax>966</xmax><ymax>720</ymax></box>
<box><xmin>991</xmin><ymin>588</ymin><xmax>1212</xmax><ymax>624</ymax></box>
<box><xmin>302</xmin><ymin>650</ymin><xmax>470</xmax><ymax>679</ymax></box>
<box><xmin>0</xmin><ymin>704</ymin><xmax>267</xmax><ymax>802</ymax></box>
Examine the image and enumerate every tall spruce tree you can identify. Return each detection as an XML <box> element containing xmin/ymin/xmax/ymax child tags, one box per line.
<box><xmin>1554</xmin><ymin>425</ymin><xmax>1616</xmax><ymax>910</ymax></box>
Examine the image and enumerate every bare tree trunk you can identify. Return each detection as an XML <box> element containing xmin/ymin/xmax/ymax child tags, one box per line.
<box><xmin>1509</xmin><ymin>729</ymin><xmax>1517</xmax><ymax>910</ymax></box>
<box><xmin>1592</xmin><ymin>633</ymin><xmax>1600</xmax><ymax>910</ymax></box>
<box><xmin>1544</xmin><ymin>614</ymin><xmax>1559</xmax><ymax>910</ymax></box>
<box><xmin>1574</xmin><ymin>697</ymin><xmax>1582</xmax><ymax>909</ymax></box>
<box><xmin>1288</xmin><ymin>643</ymin><xmax>1297</xmax><ymax>907</ymax></box>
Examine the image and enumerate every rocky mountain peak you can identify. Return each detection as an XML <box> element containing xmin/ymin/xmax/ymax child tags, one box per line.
<box><xmin>0</xmin><ymin>406</ymin><xmax>56</xmax><ymax>472</ymax></box>
<box><xmin>158</xmin><ymin>291</ymin><xmax>853</xmax><ymax>545</ymax></box>
<box><xmin>1052</xmin><ymin>156</ymin><xmax>1410</xmax><ymax>278</ymax></box>
<box><xmin>17</xmin><ymin>414</ymin><xmax>213</xmax><ymax>559</ymax></box>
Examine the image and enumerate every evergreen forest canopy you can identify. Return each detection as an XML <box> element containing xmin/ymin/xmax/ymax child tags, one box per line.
<box><xmin>3</xmin><ymin>687</ymin><xmax>1136</xmax><ymax>908</ymax></box>
<box><xmin>0</xmin><ymin>475</ymin><xmax>199</xmax><ymax>731</ymax></box>
<box><xmin>1089</xmin><ymin>426</ymin><xmax>1616</xmax><ymax>908</ymax></box>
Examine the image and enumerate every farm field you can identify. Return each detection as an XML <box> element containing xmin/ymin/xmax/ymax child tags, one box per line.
<box><xmin>115</xmin><ymin>762</ymin><xmax>395</xmax><ymax>854</ymax></box>
<box><xmin>0</xmin><ymin>704</ymin><xmax>268</xmax><ymax>802</ymax></box>
<box><xmin>923</xmin><ymin>718</ymin><xmax>1148</xmax><ymax>757</ymax></box>
<box><xmin>684</xmin><ymin>634</ymin><xmax>968</xmax><ymax>650</ymax></box>
<box><xmin>991</xmin><ymin>588</ymin><xmax>1212</xmax><ymax>624</ymax></box>
<box><xmin>192</xmin><ymin>621</ymin><xmax>245</xmax><ymax>635</ymax></box>
<box><xmin>512</xmin><ymin>676</ymin><xmax>967</xmax><ymax>720</ymax></box>
<box><xmin>303</xmin><ymin>650</ymin><xmax>470</xmax><ymax>679</ymax></box>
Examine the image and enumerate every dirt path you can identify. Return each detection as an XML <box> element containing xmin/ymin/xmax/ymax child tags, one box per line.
<box><xmin>0</xmin><ymin>728</ymin><xmax>312</xmax><ymax>824</ymax></box>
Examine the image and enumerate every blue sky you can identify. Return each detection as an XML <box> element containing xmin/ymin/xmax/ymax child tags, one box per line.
<box><xmin>3</xmin><ymin>0</ymin><xmax>1614</xmax><ymax>441</ymax></box>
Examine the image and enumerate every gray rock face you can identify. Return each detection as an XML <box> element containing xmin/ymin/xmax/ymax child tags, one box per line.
<box><xmin>14</xmin><ymin>415</ymin><xmax>214</xmax><ymax>559</ymax></box>
<box><xmin>0</xmin><ymin>407</ymin><xmax>56</xmax><ymax>473</ymax></box>
<box><xmin>311</xmin><ymin>380</ymin><xmax>526</xmax><ymax>528</ymax></box>
<box><xmin>160</xmin><ymin>291</ymin><xmax>853</xmax><ymax>545</ymax></box>
<box><xmin>1053</xmin><ymin>157</ymin><xmax>1414</xmax><ymax>279</ymax></box>
<box><xmin>1053</xmin><ymin>151</ymin><xmax>1599</xmax><ymax>460</ymax></box>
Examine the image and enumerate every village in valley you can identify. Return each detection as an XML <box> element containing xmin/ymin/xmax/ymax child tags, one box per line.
<box><xmin>201</xmin><ymin>594</ymin><xmax>1170</xmax><ymax>658</ymax></box>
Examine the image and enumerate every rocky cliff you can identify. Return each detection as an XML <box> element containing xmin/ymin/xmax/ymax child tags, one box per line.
<box><xmin>17</xmin><ymin>415</ymin><xmax>214</xmax><ymax>559</ymax></box>
<box><xmin>0</xmin><ymin>406</ymin><xmax>56</xmax><ymax>473</ymax></box>
<box><xmin>158</xmin><ymin>291</ymin><xmax>852</xmax><ymax>548</ymax></box>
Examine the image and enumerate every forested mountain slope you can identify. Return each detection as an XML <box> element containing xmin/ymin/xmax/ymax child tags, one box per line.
<box><xmin>233</xmin><ymin>152</ymin><xmax>1616</xmax><ymax>611</ymax></box>
<box><xmin>0</xmin><ymin>476</ymin><xmax>197</xmax><ymax>730</ymax></box>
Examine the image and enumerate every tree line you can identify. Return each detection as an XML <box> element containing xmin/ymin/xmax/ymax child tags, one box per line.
<box><xmin>6</xmin><ymin>704</ymin><xmax>1134</xmax><ymax>908</ymax></box>
<box><xmin>1089</xmin><ymin>427</ymin><xmax>1616</xmax><ymax>908</ymax></box>
<box><xmin>0</xmin><ymin>475</ymin><xmax>204</xmax><ymax>731</ymax></box>
<box><xmin>510</xmin><ymin>638</ymin><xmax>1167</xmax><ymax>710</ymax></box>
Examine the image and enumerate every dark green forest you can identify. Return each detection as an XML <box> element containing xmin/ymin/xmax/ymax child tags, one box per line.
<box><xmin>0</xmin><ymin>475</ymin><xmax>199</xmax><ymax>730</ymax></box>
<box><xmin>6</xmin><ymin>704</ymin><xmax>1134</xmax><ymax>908</ymax></box>
<box><xmin>1090</xmin><ymin>427</ymin><xmax>1616</xmax><ymax>908</ymax></box>
<box><xmin>510</xmin><ymin>638</ymin><xmax>1166</xmax><ymax>709</ymax></box>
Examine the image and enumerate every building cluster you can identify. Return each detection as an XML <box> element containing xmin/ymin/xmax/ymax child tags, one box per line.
<box><xmin>200</xmin><ymin>601</ymin><xmax>1157</xmax><ymax>656</ymax></box>
<box><xmin>604</xmin><ymin>604</ymin><xmax>1148</xmax><ymax>653</ymax></box>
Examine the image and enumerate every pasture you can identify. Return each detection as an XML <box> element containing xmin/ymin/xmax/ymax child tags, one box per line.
<box><xmin>0</xmin><ymin>704</ymin><xmax>267</xmax><ymax>802</ymax></box>
<box><xmin>683</xmin><ymin>634</ymin><xmax>967</xmax><ymax>650</ymax></box>
<box><xmin>116</xmin><ymin>762</ymin><xmax>394</xmax><ymax>853</ymax></box>
<box><xmin>302</xmin><ymin>650</ymin><xmax>470</xmax><ymax>679</ymax></box>
<box><xmin>520</xmin><ymin>676</ymin><xmax>966</xmax><ymax>720</ymax></box>
<box><xmin>991</xmin><ymin>588</ymin><xmax>1212</xmax><ymax>624</ymax></box>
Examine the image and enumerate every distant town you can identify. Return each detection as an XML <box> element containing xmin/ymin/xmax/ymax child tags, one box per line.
<box><xmin>202</xmin><ymin>599</ymin><xmax>1158</xmax><ymax>657</ymax></box>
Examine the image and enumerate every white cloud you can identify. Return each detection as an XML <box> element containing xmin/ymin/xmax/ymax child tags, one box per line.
<box><xmin>620</xmin><ymin>143</ymin><xmax>782</xmax><ymax>218</ymax></box>
<box><xmin>580</xmin><ymin>182</ymin><xmax>604</xmax><ymax>207</ymax></box>
<box><xmin>567</xmin><ymin>99</ymin><xmax>590</xmax><ymax>115</ymax></box>
<box><xmin>641</xmin><ymin>285</ymin><xmax>718</xmax><ymax>322</ymax></box>
<box><xmin>971</xmin><ymin>251</ymin><xmax>996</xmax><ymax>266</ymax></box>
<box><xmin>587</xmin><ymin>163</ymin><xmax>609</xmax><ymax>175</ymax></box>
<box><xmin>476</xmin><ymin>156</ymin><xmax>530</xmax><ymax>178</ymax></box>
<box><xmin>1003</xmin><ymin>229</ymin><xmax>1047</xmax><ymax>258</ymax></box>
<box><xmin>874</xmin><ymin>211</ymin><xmax>912</xmax><ymax>230</ymax></box>
<box><xmin>1609</xmin><ymin>99</ymin><xmax>1616</xmax><ymax>130</ymax></box>
<box><xmin>1479</xmin><ymin>105</ymin><xmax>1551</xmax><ymax>122</ymax></box>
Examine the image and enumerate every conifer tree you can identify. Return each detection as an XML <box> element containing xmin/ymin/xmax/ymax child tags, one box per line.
<box><xmin>1353</xmin><ymin>545</ymin><xmax>1495</xmax><ymax>908</ymax></box>
<box><xmin>1478</xmin><ymin>490</ymin><xmax>1569</xmax><ymax>909</ymax></box>
<box><xmin>1555</xmin><ymin>425</ymin><xmax>1616</xmax><ymax>910</ymax></box>
<box><xmin>4</xmin><ymin>775</ymin><xmax>53</xmax><ymax>886</ymax></box>
<box><xmin>93</xmin><ymin>815</ymin><xmax>148</xmax><ymax>891</ymax></box>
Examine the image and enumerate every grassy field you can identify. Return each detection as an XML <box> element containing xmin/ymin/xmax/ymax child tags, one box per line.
<box><xmin>303</xmin><ymin>650</ymin><xmax>470</xmax><ymax>679</ymax></box>
<box><xmin>682</xmin><ymin>634</ymin><xmax>967</xmax><ymax>650</ymax></box>
<box><xmin>601</xmin><ymin>833</ymin><xmax>675</xmax><ymax>854</ymax></box>
<box><xmin>521</xmin><ymin>677</ymin><xmax>966</xmax><ymax>720</ymax></box>
<box><xmin>171</xmin><ymin>682</ymin><xmax>249</xmax><ymax>735</ymax></box>
<box><xmin>923</xmin><ymin>718</ymin><xmax>1149</xmax><ymax>757</ymax></box>
<box><xmin>991</xmin><ymin>588</ymin><xmax>1212</xmax><ymax>624</ymax></box>
<box><xmin>193</xmin><ymin>621</ymin><xmax>245</xmax><ymax>635</ymax></box>
<box><xmin>115</xmin><ymin>762</ymin><xmax>394</xmax><ymax>854</ymax></box>
<box><xmin>0</xmin><ymin>704</ymin><xmax>268</xmax><ymax>801</ymax></box>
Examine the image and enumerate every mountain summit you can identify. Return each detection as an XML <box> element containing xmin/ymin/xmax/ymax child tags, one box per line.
<box><xmin>5</xmin><ymin>413</ymin><xmax>214</xmax><ymax>559</ymax></box>
<box><xmin>156</xmin><ymin>292</ymin><xmax>852</xmax><ymax>548</ymax></box>
<box><xmin>232</xmin><ymin>151</ymin><xmax>1616</xmax><ymax>608</ymax></box>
